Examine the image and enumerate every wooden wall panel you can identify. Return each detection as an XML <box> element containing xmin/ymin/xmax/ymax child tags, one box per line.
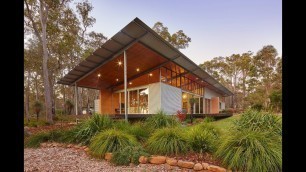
<box><xmin>211</xmin><ymin>97</ymin><xmax>219</xmax><ymax>114</ymax></box>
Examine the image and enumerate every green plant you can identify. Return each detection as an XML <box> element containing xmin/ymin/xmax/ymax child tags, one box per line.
<box><xmin>216</xmin><ymin>130</ymin><xmax>282</xmax><ymax>171</ymax></box>
<box><xmin>33</xmin><ymin>101</ymin><xmax>43</xmax><ymax>121</ymax></box>
<box><xmin>89</xmin><ymin>129</ymin><xmax>138</xmax><ymax>158</ymax></box>
<box><xmin>146</xmin><ymin>127</ymin><xmax>190</xmax><ymax>155</ymax></box>
<box><xmin>187</xmin><ymin>124</ymin><xmax>219</xmax><ymax>153</ymax></box>
<box><xmin>113</xmin><ymin>119</ymin><xmax>131</xmax><ymax>131</ymax></box>
<box><xmin>127</xmin><ymin>122</ymin><xmax>150</xmax><ymax>142</ymax></box>
<box><xmin>24</xmin><ymin>132</ymin><xmax>50</xmax><ymax>148</ymax></box>
<box><xmin>251</xmin><ymin>103</ymin><xmax>263</xmax><ymax>111</ymax></box>
<box><xmin>111</xmin><ymin>145</ymin><xmax>150</xmax><ymax>166</ymax></box>
<box><xmin>74</xmin><ymin>114</ymin><xmax>113</xmax><ymax>145</ymax></box>
<box><xmin>145</xmin><ymin>110</ymin><xmax>179</xmax><ymax>129</ymax></box>
<box><xmin>203</xmin><ymin>117</ymin><xmax>215</xmax><ymax>123</ymax></box>
<box><xmin>233</xmin><ymin>110</ymin><xmax>282</xmax><ymax>136</ymax></box>
<box><xmin>25</xmin><ymin>119</ymin><xmax>50</xmax><ymax>127</ymax></box>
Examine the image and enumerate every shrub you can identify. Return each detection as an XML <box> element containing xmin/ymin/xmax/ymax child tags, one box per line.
<box><xmin>111</xmin><ymin>145</ymin><xmax>150</xmax><ymax>166</ymax></box>
<box><xmin>113</xmin><ymin>119</ymin><xmax>131</xmax><ymax>131</ymax></box>
<box><xmin>25</xmin><ymin>120</ymin><xmax>50</xmax><ymax>127</ymax></box>
<box><xmin>89</xmin><ymin>129</ymin><xmax>138</xmax><ymax>158</ymax></box>
<box><xmin>146</xmin><ymin>127</ymin><xmax>190</xmax><ymax>155</ymax></box>
<box><xmin>74</xmin><ymin>114</ymin><xmax>113</xmax><ymax>145</ymax></box>
<box><xmin>176</xmin><ymin>110</ymin><xmax>187</xmax><ymax>122</ymax></box>
<box><xmin>195</xmin><ymin>122</ymin><xmax>221</xmax><ymax>138</ymax></box>
<box><xmin>145</xmin><ymin>110</ymin><xmax>179</xmax><ymax>129</ymax></box>
<box><xmin>216</xmin><ymin>130</ymin><xmax>282</xmax><ymax>171</ymax></box>
<box><xmin>127</xmin><ymin>122</ymin><xmax>150</xmax><ymax>142</ymax></box>
<box><xmin>187</xmin><ymin>124</ymin><xmax>220</xmax><ymax>153</ymax></box>
<box><xmin>234</xmin><ymin>110</ymin><xmax>282</xmax><ymax>136</ymax></box>
<box><xmin>251</xmin><ymin>104</ymin><xmax>263</xmax><ymax>111</ymax></box>
<box><xmin>24</xmin><ymin>132</ymin><xmax>50</xmax><ymax>148</ymax></box>
<box><xmin>203</xmin><ymin>117</ymin><xmax>215</xmax><ymax>123</ymax></box>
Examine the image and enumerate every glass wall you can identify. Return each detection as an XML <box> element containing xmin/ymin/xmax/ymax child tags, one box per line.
<box><xmin>116</xmin><ymin>87</ymin><xmax>149</xmax><ymax>114</ymax></box>
<box><xmin>182</xmin><ymin>92</ymin><xmax>203</xmax><ymax>114</ymax></box>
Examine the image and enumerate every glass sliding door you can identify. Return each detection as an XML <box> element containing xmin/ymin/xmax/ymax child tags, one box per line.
<box><xmin>129</xmin><ymin>90</ymin><xmax>138</xmax><ymax>114</ymax></box>
<box><xmin>139</xmin><ymin>88</ymin><xmax>148</xmax><ymax>114</ymax></box>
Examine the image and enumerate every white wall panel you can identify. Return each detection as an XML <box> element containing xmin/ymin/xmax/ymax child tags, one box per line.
<box><xmin>160</xmin><ymin>83</ymin><xmax>182</xmax><ymax>115</ymax></box>
<box><xmin>148</xmin><ymin>82</ymin><xmax>161</xmax><ymax>114</ymax></box>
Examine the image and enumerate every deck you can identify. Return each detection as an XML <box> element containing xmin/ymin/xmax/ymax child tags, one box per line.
<box><xmin>111</xmin><ymin>113</ymin><xmax>232</xmax><ymax>120</ymax></box>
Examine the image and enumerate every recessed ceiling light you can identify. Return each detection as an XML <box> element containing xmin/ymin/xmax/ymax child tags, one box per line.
<box><xmin>201</xmin><ymin>81</ymin><xmax>204</xmax><ymax>82</ymax></box>
<box><xmin>116</xmin><ymin>78</ymin><xmax>119</xmax><ymax>82</ymax></box>
<box><xmin>97</xmin><ymin>73</ymin><xmax>101</xmax><ymax>77</ymax></box>
<box><xmin>136</xmin><ymin>68</ymin><xmax>140</xmax><ymax>72</ymax></box>
<box><xmin>149</xmin><ymin>73</ymin><xmax>153</xmax><ymax>77</ymax></box>
<box><xmin>118</xmin><ymin>61</ymin><xmax>122</xmax><ymax>66</ymax></box>
<box><xmin>196</xmin><ymin>78</ymin><xmax>198</xmax><ymax>80</ymax></box>
<box><xmin>129</xmin><ymin>82</ymin><xmax>132</xmax><ymax>85</ymax></box>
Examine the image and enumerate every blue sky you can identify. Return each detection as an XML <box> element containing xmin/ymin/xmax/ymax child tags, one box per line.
<box><xmin>84</xmin><ymin>0</ymin><xmax>281</xmax><ymax>65</ymax></box>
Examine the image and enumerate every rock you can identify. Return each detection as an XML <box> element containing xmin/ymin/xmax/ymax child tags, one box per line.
<box><xmin>67</xmin><ymin>144</ymin><xmax>73</xmax><ymax>148</ymax></box>
<box><xmin>165</xmin><ymin>164</ymin><xmax>179</xmax><ymax>170</ymax></box>
<box><xmin>177</xmin><ymin>160</ymin><xmax>195</xmax><ymax>169</ymax></box>
<box><xmin>139</xmin><ymin>156</ymin><xmax>148</xmax><ymax>164</ymax></box>
<box><xmin>149</xmin><ymin>156</ymin><xmax>166</xmax><ymax>164</ymax></box>
<box><xmin>207</xmin><ymin>165</ymin><xmax>226</xmax><ymax>172</ymax></box>
<box><xmin>84</xmin><ymin>148</ymin><xmax>90</xmax><ymax>152</ymax></box>
<box><xmin>82</xmin><ymin>146</ymin><xmax>87</xmax><ymax>149</ymax></box>
<box><xmin>104</xmin><ymin>153</ymin><xmax>112</xmax><ymax>161</ymax></box>
<box><xmin>40</xmin><ymin>143</ymin><xmax>47</xmax><ymax>148</ymax></box>
<box><xmin>194</xmin><ymin>163</ymin><xmax>203</xmax><ymax>171</ymax></box>
<box><xmin>202</xmin><ymin>163</ymin><xmax>209</xmax><ymax>170</ymax></box>
<box><xmin>166</xmin><ymin>158</ymin><xmax>177</xmax><ymax>166</ymax></box>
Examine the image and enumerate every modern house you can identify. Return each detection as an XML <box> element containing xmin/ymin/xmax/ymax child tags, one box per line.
<box><xmin>58</xmin><ymin>18</ymin><xmax>233</xmax><ymax>117</ymax></box>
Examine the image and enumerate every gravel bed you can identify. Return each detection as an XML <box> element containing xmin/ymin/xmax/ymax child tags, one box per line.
<box><xmin>24</xmin><ymin>147</ymin><xmax>176</xmax><ymax>172</ymax></box>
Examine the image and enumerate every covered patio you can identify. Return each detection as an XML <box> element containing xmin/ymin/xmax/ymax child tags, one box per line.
<box><xmin>57</xmin><ymin>18</ymin><xmax>233</xmax><ymax>119</ymax></box>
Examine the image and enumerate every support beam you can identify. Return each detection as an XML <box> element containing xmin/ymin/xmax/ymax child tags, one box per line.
<box><xmin>124</xmin><ymin>50</ymin><xmax>128</xmax><ymax>122</ymax></box>
<box><xmin>75</xmin><ymin>84</ymin><xmax>78</xmax><ymax>116</ymax></box>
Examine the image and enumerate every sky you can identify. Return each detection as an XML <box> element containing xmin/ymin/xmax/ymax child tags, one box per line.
<box><xmin>84</xmin><ymin>0</ymin><xmax>281</xmax><ymax>65</ymax></box>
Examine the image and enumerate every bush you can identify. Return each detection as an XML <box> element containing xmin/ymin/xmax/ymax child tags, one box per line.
<box><xmin>74</xmin><ymin>114</ymin><xmax>113</xmax><ymax>145</ymax></box>
<box><xmin>146</xmin><ymin>127</ymin><xmax>190</xmax><ymax>156</ymax></box>
<box><xmin>145</xmin><ymin>110</ymin><xmax>179</xmax><ymax>129</ymax></box>
<box><xmin>25</xmin><ymin>120</ymin><xmax>50</xmax><ymax>127</ymax></box>
<box><xmin>176</xmin><ymin>110</ymin><xmax>187</xmax><ymax>122</ymax></box>
<box><xmin>195</xmin><ymin>122</ymin><xmax>221</xmax><ymax>138</ymax></box>
<box><xmin>111</xmin><ymin>145</ymin><xmax>150</xmax><ymax>166</ymax></box>
<box><xmin>187</xmin><ymin>124</ymin><xmax>220</xmax><ymax>153</ymax></box>
<box><xmin>234</xmin><ymin>110</ymin><xmax>282</xmax><ymax>136</ymax></box>
<box><xmin>89</xmin><ymin>129</ymin><xmax>138</xmax><ymax>158</ymax></box>
<box><xmin>127</xmin><ymin>122</ymin><xmax>150</xmax><ymax>142</ymax></box>
<box><xmin>203</xmin><ymin>117</ymin><xmax>215</xmax><ymax>123</ymax></box>
<box><xmin>24</xmin><ymin>132</ymin><xmax>50</xmax><ymax>148</ymax></box>
<box><xmin>216</xmin><ymin>130</ymin><xmax>282</xmax><ymax>171</ymax></box>
<box><xmin>251</xmin><ymin>104</ymin><xmax>263</xmax><ymax>111</ymax></box>
<box><xmin>113</xmin><ymin>119</ymin><xmax>131</xmax><ymax>131</ymax></box>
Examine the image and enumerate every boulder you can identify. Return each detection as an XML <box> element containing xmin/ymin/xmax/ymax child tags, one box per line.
<box><xmin>67</xmin><ymin>144</ymin><xmax>73</xmax><ymax>148</ymax></box>
<box><xmin>139</xmin><ymin>156</ymin><xmax>148</xmax><ymax>164</ymax></box>
<box><xmin>166</xmin><ymin>158</ymin><xmax>177</xmax><ymax>166</ymax></box>
<box><xmin>104</xmin><ymin>153</ymin><xmax>113</xmax><ymax>161</ymax></box>
<box><xmin>202</xmin><ymin>163</ymin><xmax>209</xmax><ymax>170</ymax></box>
<box><xmin>149</xmin><ymin>156</ymin><xmax>166</xmax><ymax>164</ymax></box>
<box><xmin>165</xmin><ymin>164</ymin><xmax>179</xmax><ymax>170</ymax></box>
<box><xmin>177</xmin><ymin>160</ymin><xmax>195</xmax><ymax>169</ymax></box>
<box><xmin>194</xmin><ymin>163</ymin><xmax>203</xmax><ymax>171</ymax></box>
<box><xmin>84</xmin><ymin>148</ymin><xmax>90</xmax><ymax>152</ymax></box>
<box><xmin>40</xmin><ymin>143</ymin><xmax>47</xmax><ymax>148</ymax></box>
<box><xmin>207</xmin><ymin>165</ymin><xmax>226</xmax><ymax>172</ymax></box>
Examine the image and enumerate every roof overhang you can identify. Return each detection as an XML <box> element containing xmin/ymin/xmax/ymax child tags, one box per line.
<box><xmin>58</xmin><ymin>17</ymin><xmax>233</xmax><ymax>96</ymax></box>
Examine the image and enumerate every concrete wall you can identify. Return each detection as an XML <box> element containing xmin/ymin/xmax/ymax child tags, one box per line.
<box><xmin>160</xmin><ymin>83</ymin><xmax>182</xmax><ymax>115</ymax></box>
<box><xmin>204</xmin><ymin>87</ymin><xmax>222</xmax><ymax>99</ymax></box>
<box><xmin>148</xmin><ymin>82</ymin><xmax>161</xmax><ymax>114</ymax></box>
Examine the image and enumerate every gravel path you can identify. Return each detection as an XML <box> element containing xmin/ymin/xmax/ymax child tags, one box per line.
<box><xmin>24</xmin><ymin>147</ymin><xmax>178</xmax><ymax>172</ymax></box>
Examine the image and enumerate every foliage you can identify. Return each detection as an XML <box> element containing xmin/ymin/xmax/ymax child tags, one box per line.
<box><xmin>111</xmin><ymin>145</ymin><xmax>150</xmax><ymax>166</ymax></box>
<box><xmin>203</xmin><ymin>117</ymin><xmax>215</xmax><ymax>123</ymax></box>
<box><xmin>24</xmin><ymin>119</ymin><xmax>50</xmax><ymax>127</ymax></box>
<box><xmin>176</xmin><ymin>110</ymin><xmax>187</xmax><ymax>122</ymax></box>
<box><xmin>74</xmin><ymin>114</ymin><xmax>113</xmax><ymax>145</ymax></box>
<box><xmin>89</xmin><ymin>129</ymin><xmax>138</xmax><ymax>158</ymax></box>
<box><xmin>126</xmin><ymin>122</ymin><xmax>151</xmax><ymax>143</ymax></box>
<box><xmin>251</xmin><ymin>104</ymin><xmax>263</xmax><ymax>111</ymax></box>
<box><xmin>269</xmin><ymin>89</ymin><xmax>282</xmax><ymax>112</ymax></box>
<box><xmin>215</xmin><ymin>130</ymin><xmax>282</xmax><ymax>171</ymax></box>
<box><xmin>233</xmin><ymin>110</ymin><xmax>282</xmax><ymax>136</ymax></box>
<box><xmin>152</xmin><ymin>22</ymin><xmax>191</xmax><ymax>49</ymax></box>
<box><xmin>146</xmin><ymin>127</ymin><xmax>190</xmax><ymax>155</ymax></box>
<box><xmin>186</xmin><ymin>125</ymin><xmax>219</xmax><ymax>153</ymax></box>
<box><xmin>145</xmin><ymin>110</ymin><xmax>179</xmax><ymax>129</ymax></box>
<box><xmin>64</xmin><ymin>100</ymin><xmax>74</xmax><ymax>115</ymax></box>
<box><xmin>24</xmin><ymin>132</ymin><xmax>50</xmax><ymax>148</ymax></box>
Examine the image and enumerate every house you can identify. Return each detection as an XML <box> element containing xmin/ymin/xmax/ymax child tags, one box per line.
<box><xmin>58</xmin><ymin>18</ymin><xmax>233</xmax><ymax>117</ymax></box>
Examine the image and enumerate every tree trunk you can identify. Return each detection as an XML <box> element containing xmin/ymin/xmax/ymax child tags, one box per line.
<box><xmin>34</xmin><ymin>74</ymin><xmax>39</xmax><ymax>101</ymax></box>
<box><xmin>77</xmin><ymin>88</ymin><xmax>83</xmax><ymax>115</ymax></box>
<box><xmin>87</xmin><ymin>89</ymin><xmax>90</xmax><ymax>114</ymax></box>
<box><xmin>40</xmin><ymin>1</ymin><xmax>53</xmax><ymax>124</ymax></box>
<box><xmin>25</xmin><ymin>70</ymin><xmax>31</xmax><ymax>122</ymax></box>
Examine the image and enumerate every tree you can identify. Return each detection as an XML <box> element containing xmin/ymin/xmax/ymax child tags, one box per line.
<box><xmin>33</xmin><ymin>101</ymin><xmax>43</xmax><ymax>121</ymax></box>
<box><xmin>152</xmin><ymin>22</ymin><xmax>191</xmax><ymax>49</ymax></box>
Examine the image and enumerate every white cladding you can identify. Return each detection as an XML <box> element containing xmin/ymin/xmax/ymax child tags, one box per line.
<box><xmin>204</xmin><ymin>87</ymin><xmax>221</xmax><ymax>99</ymax></box>
<box><xmin>94</xmin><ymin>99</ymin><xmax>101</xmax><ymax>114</ymax></box>
<box><xmin>220</xmin><ymin>102</ymin><xmax>225</xmax><ymax>110</ymax></box>
<box><xmin>160</xmin><ymin>83</ymin><xmax>182</xmax><ymax>115</ymax></box>
<box><xmin>148</xmin><ymin>82</ymin><xmax>161</xmax><ymax>114</ymax></box>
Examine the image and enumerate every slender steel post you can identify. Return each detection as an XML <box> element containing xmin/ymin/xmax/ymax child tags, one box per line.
<box><xmin>75</xmin><ymin>84</ymin><xmax>78</xmax><ymax>116</ymax></box>
<box><xmin>124</xmin><ymin>50</ymin><xmax>128</xmax><ymax>121</ymax></box>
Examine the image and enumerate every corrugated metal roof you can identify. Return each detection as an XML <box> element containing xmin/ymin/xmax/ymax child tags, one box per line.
<box><xmin>57</xmin><ymin>17</ymin><xmax>233</xmax><ymax>96</ymax></box>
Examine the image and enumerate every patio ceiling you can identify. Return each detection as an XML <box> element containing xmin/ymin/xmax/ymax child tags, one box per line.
<box><xmin>57</xmin><ymin>17</ymin><xmax>233</xmax><ymax>96</ymax></box>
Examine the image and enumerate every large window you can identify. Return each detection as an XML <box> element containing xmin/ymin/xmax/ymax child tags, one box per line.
<box><xmin>182</xmin><ymin>92</ymin><xmax>203</xmax><ymax>114</ymax></box>
<box><xmin>116</xmin><ymin>87</ymin><xmax>149</xmax><ymax>114</ymax></box>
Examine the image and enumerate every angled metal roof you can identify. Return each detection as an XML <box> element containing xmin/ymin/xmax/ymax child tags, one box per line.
<box><xmin>58</xmin><ymin>17</ymin><xmax>233</xmax><ymax>96</ymax></box>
